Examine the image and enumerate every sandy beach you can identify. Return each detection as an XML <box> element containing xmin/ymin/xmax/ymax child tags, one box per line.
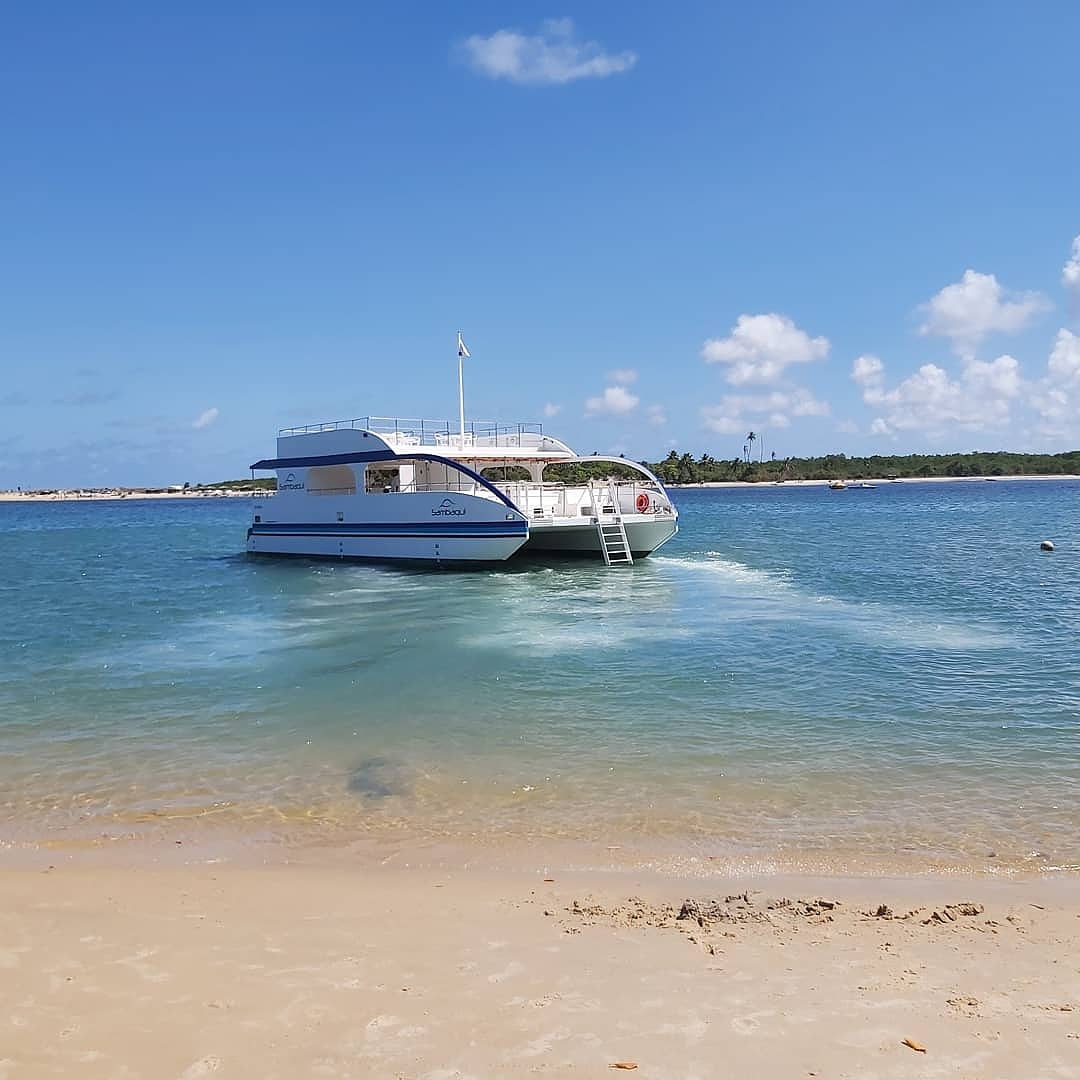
<box><xmin>3</xmin><ymin>853</ymin><xmax>1079</xmax><ymax>1079</ymax></box>
<box><xmin>669</xmin><ymin>474</ymin><xmax>1080</xmax><ymax>489</ymax></box>
<box><xmin>0</xmin><ymin>489</ymin><xmax>257</xmax><ymax>502</ymax></box>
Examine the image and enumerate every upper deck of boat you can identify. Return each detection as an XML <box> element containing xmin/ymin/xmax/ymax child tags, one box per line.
<box><xmin>277</xmin><ymin>416</ymin><xmax>576</xmax><ymax>462</ymax></box>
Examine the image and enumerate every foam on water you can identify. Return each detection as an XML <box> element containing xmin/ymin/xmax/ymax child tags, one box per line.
<box><xmin>674</xmin><ymin>552</ymin><xmax>795</xmax><ymax>587</ymax></box>
<box><xmin>653</xmin><ymin>551</ymin><xmax>1018</xmax><ymax>651</ymax></box>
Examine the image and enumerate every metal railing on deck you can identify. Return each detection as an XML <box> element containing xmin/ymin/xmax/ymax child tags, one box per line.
<box><xmin>278</xmin><ymin>416</ymin><xmax>547</xmax><ymax>447</ymax></box>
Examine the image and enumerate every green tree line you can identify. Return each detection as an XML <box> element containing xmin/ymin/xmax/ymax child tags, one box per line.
<box><xmin>642</xmin><ymin>449</ymin><xmax>1080</xmax><ymax>484</ymax></box>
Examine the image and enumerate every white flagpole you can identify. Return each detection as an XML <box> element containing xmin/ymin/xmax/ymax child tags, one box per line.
<box><xmin>457</xmin><ymin>331</ymin><xmax>466</xmax><ymax>450</ymax></box>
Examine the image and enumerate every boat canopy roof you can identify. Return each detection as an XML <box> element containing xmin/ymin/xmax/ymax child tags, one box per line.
<box><xmin>274</xmin><ymin>416</ymin><xmax>576</xmax><ymax>462</ymax></box>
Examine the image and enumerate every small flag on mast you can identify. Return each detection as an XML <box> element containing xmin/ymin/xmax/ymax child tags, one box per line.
<box><xmin>457</xmin><ymin>332</ymin><xmax>470</xmax><ymax>359</ymax></box>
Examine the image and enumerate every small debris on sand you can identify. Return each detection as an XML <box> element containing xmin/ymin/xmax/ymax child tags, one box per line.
<box><xmin>901</xmin><ymin>1037</ymin><xmax>927</xmax><ymax>1053</ymax></box>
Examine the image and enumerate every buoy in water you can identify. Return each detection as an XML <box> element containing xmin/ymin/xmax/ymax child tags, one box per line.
<box><xmin>1040</xmin><ymin>540</ymin><xmax>1055</xmax><ymax>551</ymax></box>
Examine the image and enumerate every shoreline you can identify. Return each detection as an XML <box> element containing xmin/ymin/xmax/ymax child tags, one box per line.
<box><xmin>0</xmin><ymin>488</ymin><xmax>259</xmax><ymax>501</ymax></box>
<box><xmin>670</xmin><ymin>473</ymin><xmax>1080</xmax><ymax>488</ymax></box>
<box><xmin>4</xmin><ymin>817</ymin><xmax>1076</xmax><ymax>881</ymax></box>
<box><xmin>4</xmin><ymin>855</ymin><xmax>1078</xmax><ymax>1076</ymax></box>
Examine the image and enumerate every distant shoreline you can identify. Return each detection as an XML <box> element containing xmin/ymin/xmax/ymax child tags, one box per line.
<box><xmin>668</xmin><ymin>474</ymin><xmax>1080</xmax><ymax>489</ymax></box>
<box><xmin>0</xmin><ymin>489</ymin><xmax>259</xmax><ymax>502</ymax></box>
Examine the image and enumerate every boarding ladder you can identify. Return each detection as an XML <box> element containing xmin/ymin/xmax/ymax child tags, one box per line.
<box><xmin>590</xmin><ymin>479</ymin><xmax>633</xmax><ymax>566</ymax></box>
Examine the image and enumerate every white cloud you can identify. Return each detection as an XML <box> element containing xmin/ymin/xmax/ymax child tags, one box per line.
<box><xmin>192</xmin><ymin>407</ymin><xmax>219</xmax><ymax>430</ymax></box>
<box><xmin>1064</xmin><ymin>236</ymin><xmax>1080</xmax><ymax>305</ymax></box>
<box><xmin>862</xmin><ymin>356</ymin><xmax>1021</xmax><ymax>436</ymax></box>
<box><xmin>1030</xmin><ymin>329</ymin><xmax>1080</xmax><ymax>436</ymax></box>
<box><xmin>836</xmin><ymin>419</ymin><xmax>859</xmax><ymax>435</ymax></box>
<box><xmin>584</xmin><ymin>385</ymin><xmax>639</xmax><ymax>416</ymax></box>
<box><xmin>462</xmin><ymin>18</ymin><xmax>637</xmax><ymax>86</ymax></box>
<box><xmin>851</xmin><ymin>354</ymin><xmax>885</xmax><ymax>386</ymax></box>
<box><xmin>701</xmin><ymin>387</ymin><xmax>830</xmax><ymax>434</ymax></box>
<box><xmin>1047</xmin><ymin>327</ymin><xmax>1080</xmax><ymax>381</ymax></box>
<box><xmin>966</xmin><ymin>355</ymin><xmax>1023</xmax><ymax>398</ymax></box>
<box><xmin>646</xmin><ymin>404</ymin><xmax>667</xmax><ymax>426</ymax></box>
<box><xmin>702</xmin><ymin>313</ymin><xmax>829</xmax><ymax>385</ymax></box>
<box><xmin>542</xmin><ymin>402</ymin><xmax>562</xmax><ymax>418</ymax></box>
<box><xmin>608</xmin><ymin>368</ymin><xmax>638</xmax><ymax>385</ymax></box>
<box><xmin>918</xmin><ymin>270</ymin><xmax>1050</xmax><ymax>359</ymax></box>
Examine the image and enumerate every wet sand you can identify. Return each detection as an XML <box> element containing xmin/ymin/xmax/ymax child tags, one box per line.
<box><xmin>3</xmin><ymin>859</ymin><xmax>1079</xmax><ymax>1078</ymax></box>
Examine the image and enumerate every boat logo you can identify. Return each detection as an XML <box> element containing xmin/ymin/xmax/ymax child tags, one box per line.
<box><xmin>279</xmin><ymin>470</ymin><xmax>305</xmax><ymax>492</ymax></box>
<box><xmin>431</xmin><ymin>497</ymin><xmax>466</xmax><ymax>517</ymax></box>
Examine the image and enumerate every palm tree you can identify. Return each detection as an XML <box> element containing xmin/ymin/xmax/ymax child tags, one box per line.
<box><xmin>746</xmin><ymin>431</ymin><xmax>757</xmax><ymax>463</ymax></box>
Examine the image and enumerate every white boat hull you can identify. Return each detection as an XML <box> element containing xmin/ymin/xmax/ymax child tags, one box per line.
<box><xmin>522</xmin><ymin>516</ymin><xmax>678</xmax><ymax>557</ymax></box>
<box><xmin>247</xmin><ymin>529</ymin><xmax>528</xmax><ymax>563</ymax></box>
<box><xmin>247</xmin><ymin>490</ymin><xmax>529</xmax><ymax>564</ymax></box>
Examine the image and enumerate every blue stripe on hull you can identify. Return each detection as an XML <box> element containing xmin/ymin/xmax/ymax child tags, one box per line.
<box><xmin>249</xmin><ymin>521</ymin><xmax>527</xmax><ymax>539</ymax></box>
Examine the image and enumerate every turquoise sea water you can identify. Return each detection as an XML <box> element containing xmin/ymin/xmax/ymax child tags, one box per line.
<box><xmin>2</xmin><ymin>482</ymin><xmax>1079</xmax><ymax>874</ymax></box>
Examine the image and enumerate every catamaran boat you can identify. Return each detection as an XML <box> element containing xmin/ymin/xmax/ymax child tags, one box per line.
<box><xmin>246</xmin><ymin>416</ymin><xmax>678</xmax><ymax>566</ymax></box>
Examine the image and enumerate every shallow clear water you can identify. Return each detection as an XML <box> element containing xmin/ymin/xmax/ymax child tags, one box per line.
<box><xmin>2</xmin><ymin>483</ymin><xmax>1079</xmax><ymax>873</ymax></box>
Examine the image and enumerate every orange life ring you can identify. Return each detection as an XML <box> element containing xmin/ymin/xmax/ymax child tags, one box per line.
<box><xmin>635</xmin><ymin>492</ymin><xmax>650</xmax><ymax>513</ymax></box>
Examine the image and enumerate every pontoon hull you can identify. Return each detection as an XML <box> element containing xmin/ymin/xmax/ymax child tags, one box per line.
<box><xmin>247</xmin><ymin>527</ymin><xmax>528</xmax><ymax>563</ymax></box>
<box><xmin>521</xmin><ymin>517</ymin><xmax>678</xmax><ymax>558</ymax></box>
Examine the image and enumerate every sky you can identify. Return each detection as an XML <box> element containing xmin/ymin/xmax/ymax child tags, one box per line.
<box><xmin>2</xmin><ymin>2</ymin><xmax>1079</xmax><ymax>487</ymax></box>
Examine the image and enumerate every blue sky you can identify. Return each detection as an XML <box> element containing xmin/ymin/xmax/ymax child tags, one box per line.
<box><xmin>2</xmin><ymin>2</ymin><xmax>1078</xmax><ymax>487</ymax></box>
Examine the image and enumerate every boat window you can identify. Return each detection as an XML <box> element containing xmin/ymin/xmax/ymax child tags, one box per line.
<box><xmin>543</xmin><ymin>461</ymin><xmax>649</xmax><ymax>484</ymax></box>
<box><xmin>307</xmin><ymin>465</ymin><xmax>357</xmax><ymax>495</ymax></box>
<box><xmin>363</xmin><ymin>458</ymin><xmax>481</xmax><ymax>495</ymax></box>
<box><xmin>365</xmin><ymin>465</ymin><xmax>401</xmax><ymax>493</ymax></box>
<box><xmin>481</xmin><ymin>466</ymin><xmax>531</xmax><ymax>482</ymax></box>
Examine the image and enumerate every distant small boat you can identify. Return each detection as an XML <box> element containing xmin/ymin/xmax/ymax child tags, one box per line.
<box><xmin>828</xmin><ymin>480</ymin><xmax>847</xmax><ymax>490</ymax></box>
<box><xmin>851</xmin><ymin>482</ymin><xmax>877</xmax><ymax>489</ymax></box>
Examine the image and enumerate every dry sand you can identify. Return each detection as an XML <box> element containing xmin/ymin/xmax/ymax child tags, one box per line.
<box><xmin>0</xmin><ymin>490</ymin><xmax>255</xmax><ymax>502</ymax></box>
<box><xmin>3</xmin><ymin>860</ymin><xmax>1079</xmax><ymax>1079</ymax></box>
